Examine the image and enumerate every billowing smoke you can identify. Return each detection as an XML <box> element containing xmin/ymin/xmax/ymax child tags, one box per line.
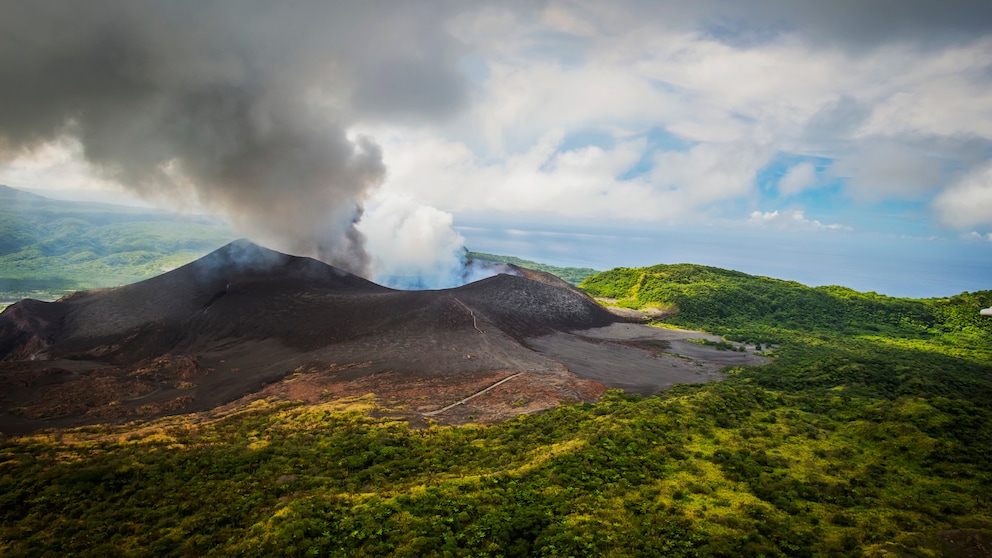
<box><xmin>0</xmin><ymin>1</ymin><xmax>468</xmax><ymax>276</ymax></box>
<box><xmin>360</xmin><ymin>195</ymin><xmax>509</xmax><ymax>289</ymax></box>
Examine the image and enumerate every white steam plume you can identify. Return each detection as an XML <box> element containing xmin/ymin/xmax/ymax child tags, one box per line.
<box><xmin>360</xmin><ymin>195</ymin><xmax>498</xmax><ymax>289</ymax></box>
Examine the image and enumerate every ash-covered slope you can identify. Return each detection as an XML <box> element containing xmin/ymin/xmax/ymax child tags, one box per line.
<box><xmin>0</xmin><ymin>239</ymin><xmax>389</xmax><ymax>361</ymax></box>
<box><xmin>452</xmin><ymin>272</ymin><xmax>615</xmax><ymax>338</ymax></box>
<box><xmin>0</xmin><ymin>240</ymin><xmax>615</xmax><ymax>363</ymax></box>
<box><xmin>0</xmin><ymin>240</ymin><xmax>626</xmax><ymax>432</ymax></box>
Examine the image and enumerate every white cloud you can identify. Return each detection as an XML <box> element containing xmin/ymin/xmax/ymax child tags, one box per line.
<box><xmin>6</xmin><ymin>2</ymin><xmax>992</xmax><ymax>244</ymax></box>
<box><xmin>748</xmin><ymin>209</ymin><xmax>850</xmax><ymax>231</ymax></box>
<box><xmin>964</xmin><ymin>231</ymin><xmax>992</xmax><ymax>243</ymax></box>
<box><xmin>452</xmin><ymin>8</ymin><xmax>992</xmax><ymax>206</ymax></box>
<box><xmin>0</xmin><ymin>136</ymin><xmax>121</xmax><ymax>193</ymax></box>
<box><xmin>650</xmin><ymin>142</ymin><xmax>771</xmax><ymax>209</ymax></box>
<box><xmin>473</xmin><ymin>60</ymin><xmax>684</xmax><ymax>155</ymax></box>
<box><xmin>368</xmin><ymin>15</ymin><xmax>991</xmax><ymax>227</ymax></box>
<box><xmin>933</xmin><ymin>162</ymin><xmax>992</xmax><ymax>229</ymax></box>
<box><xmin>369</xmin><ymin>127</ymin><xmax>771</xmax><ymax>224</ymax></box>
<box><xmin>542</xmin><ymin>3</ymin><xmax>597</xmax><ymax>36</ymax></box>
<box><xmin>778</xmin><ymin>162</ymin><xmax>819</xmax><ymax>196</ymax></box>
<box><xmin>830</xmin><ymin>141</ymin><xmax>943</xmax><ymax>200</ymax></box>
<box><xmin>858</xmin><ymin>38</ymin><xmax>992</xmax><ymax>139</ymax></box>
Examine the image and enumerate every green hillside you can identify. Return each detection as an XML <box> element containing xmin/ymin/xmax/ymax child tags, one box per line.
<box><xmin>2</xmin><ymin>263</ymin><xmax>991</xmax><ymax>556</ymax></box>
<box><xmin>581</xmin><ymin>263</ymin><xmax>991</xmax><ymax>340</ymax></box>
<box><xmin>581</xmin><ymin>263</ymin><xmax>992</xmax><ymax>401</ymax></box>
<box><xmin>0</xmin><ymin>185</ymin><xmax>234</xmax><ymax>302</ymax></box>
<box><xmin>467</xmin><ymin>250</ymin><xmax>599</xmax><ymax>286</ymax></box>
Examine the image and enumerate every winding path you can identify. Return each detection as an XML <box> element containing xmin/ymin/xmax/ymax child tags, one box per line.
<box><xmin>452</xmin><ymin>296</ymin><xmax>484</xmax><ymax>334</ymax></box>
<box><xmin>422</xmin><ymin>372</ymin><xmax>523</xmax><ymax>417</ymax></box>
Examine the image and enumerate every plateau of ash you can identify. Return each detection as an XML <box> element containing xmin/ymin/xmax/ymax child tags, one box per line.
<box><xmin>0</xmin><ymin>240</ymin><xmax>765</xmax><ymax>433</ymax></box>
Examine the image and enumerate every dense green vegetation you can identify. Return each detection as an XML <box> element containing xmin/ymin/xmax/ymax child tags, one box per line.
<box><xmin>2</xmin><ymin>263</ymin><xmax>990</xmax><ymax>556</ymax></box>
<box><xmin>0</xmin><ymin>186</ymin><xmax>234</xmax><ymax>302</ymax></box>
<box><xmin>467</xmin><ymin>250</ymin><xmax>600</xmax><ymax>286</ymax></box>
<box><xmin>581</xmin><ymin>263</ymin><xmax>992</xmax><ymax>343</ymax></box>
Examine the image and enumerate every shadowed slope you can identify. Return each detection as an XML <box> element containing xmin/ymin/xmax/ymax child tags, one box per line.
<box><xmin>0</xmin><ymin>239</ymin><xmax>388</xmax><ymax>362</ymax></box>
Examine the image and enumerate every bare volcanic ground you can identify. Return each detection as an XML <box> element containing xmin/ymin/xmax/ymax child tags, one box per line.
<box><xmin>0</xmin><ymin>240</ymin><xmax>766</xmax><ymax>433</ymax></box>
<box><xmin>528</xmin><ymin>324</ymin><xmax>768</xmax><ymax>395</ymax></box>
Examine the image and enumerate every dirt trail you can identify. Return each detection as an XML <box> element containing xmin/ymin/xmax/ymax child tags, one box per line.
<box><xmin>452</xmin><ymin>297</ymin><xmax>485</xmax><ymax>334</ymax></box>
<box><xmin>422</xmin><ymin>372</ymin><xmax>522</xmax><ymax>416</ymax></box>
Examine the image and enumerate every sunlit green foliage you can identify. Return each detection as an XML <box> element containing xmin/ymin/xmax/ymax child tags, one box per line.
<box><xmin>580</xmin><ymin>263</ymin><xmax>991</xmax><ymax>342</ymax></box>
<box><xmin>2</xmin><ymin>370</ymin><xmax>990</xmax><ymax>556</ymax></box>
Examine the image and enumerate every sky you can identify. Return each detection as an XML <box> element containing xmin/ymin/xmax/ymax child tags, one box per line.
<box><xmin>1</xmin><ymin>1</ymin><xmax>991</xmax><ymax>297</ymax></box>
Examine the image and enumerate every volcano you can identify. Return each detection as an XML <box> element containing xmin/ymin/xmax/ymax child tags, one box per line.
<box><xmin>0</xmin><ymin>240</ymin><xmax>764</xmax><ymax>433</ymax></box>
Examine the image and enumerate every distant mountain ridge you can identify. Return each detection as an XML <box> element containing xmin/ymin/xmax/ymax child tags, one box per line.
<box><xmin>0</xmin><ymin>185</ymin><xmax>235</xmax><ymax>301</ymax></box>
<box><xmin>0</xmin><ymin>184</ymin><xmax>47</xmax><ymax>202</ymax></box>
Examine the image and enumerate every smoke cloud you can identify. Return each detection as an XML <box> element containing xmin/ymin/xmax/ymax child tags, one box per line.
<box><xmin>0</xmin><ymin>1</ymin><xmax>469</xmax><ymax>275</ymax></box>
<box><xmin>359</xmin><ymin>195</ymin><xmax>508</xmax><ymax>289</ymax></box>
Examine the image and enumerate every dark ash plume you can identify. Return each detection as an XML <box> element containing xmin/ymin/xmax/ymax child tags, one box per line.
<box><xmin>0</xmin><ymin>1</ymin><xmax>468</xmax><ymax>275</ymax></box>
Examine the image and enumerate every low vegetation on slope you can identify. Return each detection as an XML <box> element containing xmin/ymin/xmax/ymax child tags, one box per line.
<box><xmin>1</xmin><ymin>264</ymin><xmax>990</xmax><ymax>556</ymax></box>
